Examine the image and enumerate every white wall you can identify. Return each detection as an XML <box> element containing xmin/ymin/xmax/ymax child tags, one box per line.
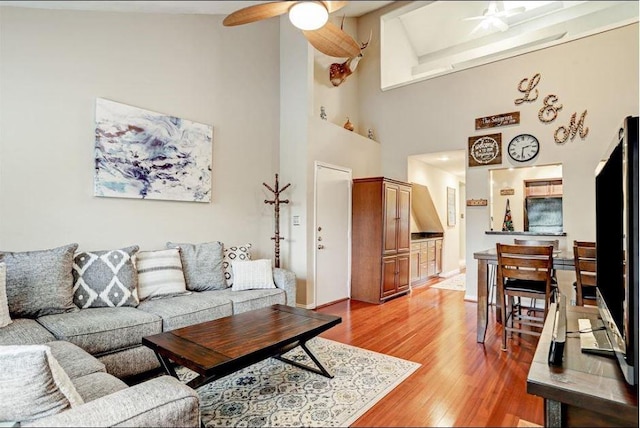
<box><xmin>357</xmin><ymin>7</ymin><xmax>639</xmax><ymax>301</ymax></box>
<box><xmin>408</xmin><ymin>157</ymin><xmax>461</xmax><ymax>277</ymax></box>
<box><xmin>0</xmin><ymin>8</ymin><xmax>281</xmax><ymax>258</ymax></box>
<box><xmin>312</xmin><ymin>17</ymin><xmax>364</xmax><ymax>135</ymax></box>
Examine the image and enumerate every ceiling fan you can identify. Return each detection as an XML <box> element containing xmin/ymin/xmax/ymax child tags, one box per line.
<box><xmin>463</xmin><ymin>1</ymin><xmax>525</xmax><ymax>33</ymax></box>
<box><xmin>223</xmin><ymin>1</ymin><xmax>361</xmax><ymax>58</ymax></box>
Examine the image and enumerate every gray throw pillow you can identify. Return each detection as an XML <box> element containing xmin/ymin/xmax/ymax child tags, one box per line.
<box><xmin>0</xmin><ymin>243</ymin><xmax>79</xmax><ymax>319</ymax></box>
<box><xmin>166</xmin><ymin>241</ymin><xmax>226</xmax><ymax>291</ymax></box>
<box><xmin>72</xmin><ymin>246</ymin><xmax>140</xmax><ymax>308</ymax></box>
<box><xmin>0</xmin><ymin>345</ymin><xmax>84</xmax><ymax>422</ymax></box>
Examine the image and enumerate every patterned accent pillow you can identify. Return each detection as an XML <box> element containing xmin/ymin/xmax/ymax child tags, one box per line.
<box><xmin>223</xmin><ymin>244</ymin><xmax>252</xmax><ymax>287</ymax></box>
<box><xmin>136</xmin><ymin>248</ymin><xmax>190</xmax><ymax>301</ymax></box>
<box><xmin>72</xmin><ymin>246</ymin><xmax>140</xmax><ymax>309</ymax></box>
<box><xmin>1</xmin><ymin>243</ymin><xmax>79</xmax><ymax>318</ymax></box>
<box><xmin>231</xmin><ymin>259</ymin><xmax>276</xmax><ymax>291</ymax></box>
<box><xmin>166</xmin><ymin>241</ymin><xmax>226</xmax><ymax>291</ymax></box>
<box><xmin>0</xmin><ymin>345</ymin><xmax>84</xmax><ymax>422</ymax></box>
<box><xmin>0</xmin><ymin>263</ymin><xmax>11</xmax><ymax>329</ymax></box>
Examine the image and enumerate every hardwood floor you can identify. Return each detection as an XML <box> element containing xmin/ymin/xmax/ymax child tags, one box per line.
<box><xmin>315</xmin><ymin>277</ymin><xmax>544</xmax><ymax>427</ymax></box>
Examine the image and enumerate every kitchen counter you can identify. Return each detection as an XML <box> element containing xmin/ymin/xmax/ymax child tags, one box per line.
<box><xmin>411</xmin><ymin>232</ymin><xmax>444</xmax><ymax>240</ymax></box>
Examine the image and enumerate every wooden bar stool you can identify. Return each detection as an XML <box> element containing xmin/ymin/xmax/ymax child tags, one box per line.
<box><xmin>496</xmin><ymin>243</ymin><xmax>555</xmax><ymax>351</ymax></box>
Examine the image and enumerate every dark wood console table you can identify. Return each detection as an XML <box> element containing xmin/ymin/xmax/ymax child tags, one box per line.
<box><xmin>527</xmin><ymin>305</ymin><xmax>638</xmax><ymax>427</ymax></box>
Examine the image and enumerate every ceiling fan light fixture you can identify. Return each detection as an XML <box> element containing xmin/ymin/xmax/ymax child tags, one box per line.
<box><xmin>289</xmin><ymin>1</ymin><xmax>328</xmax><ymax>31</ymax></box>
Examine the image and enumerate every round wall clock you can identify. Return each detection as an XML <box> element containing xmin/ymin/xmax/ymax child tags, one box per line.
<box><xmin>507</xmin><ymin>134</ymin><xmax>540</xmax><ymax>162</ymax></box>
<box><xmin>470</xmin><ymin>135</ymin><xmax>500</xmax><ymax>165</ymax></box>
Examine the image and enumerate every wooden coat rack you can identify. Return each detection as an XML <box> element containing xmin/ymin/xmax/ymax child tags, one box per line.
<box><xmin>263</xmin><ymin>174</ymin><xmax>290</xmax><ymax>268</ymax></box>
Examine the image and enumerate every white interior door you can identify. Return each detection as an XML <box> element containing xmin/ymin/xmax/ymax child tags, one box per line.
<box><xmin>314</xmin><ymin>163</ymin><xmax>351</xmax><ymax>307</ymax></box>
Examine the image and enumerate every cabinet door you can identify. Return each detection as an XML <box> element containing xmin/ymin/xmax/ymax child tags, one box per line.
<box><xmin>383</xmin><ymin>184</ymin><xmax>398</xmax><ymax>255</ymax></box>
<box><xmin>410</xmin><ymin>251</ymin><xmax>420</xmax><ymax>284</ymax></box>
<box><xmin>381</xmin><ymin>257</ymin><xmax>398</xmax><ymax>298</ymax></box>
<box><xmin>397</xmin><ymin>254</ymin><xmax>411</xmax><ymax>292</ymax></box>
<box><xmin>427</xmin><ymin>241</ymin><xmax>436</xmax><ymax>276</ymax></box>
<box><xmin>396</xmin><ymin>185</ymin><xmax>411</xmax><ymax>253</ymax></box>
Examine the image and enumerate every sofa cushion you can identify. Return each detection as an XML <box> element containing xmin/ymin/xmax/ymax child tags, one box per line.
<box><xmin>166</xmin><ymin>241</ymin><xmax>227</xmax><ymax>291</ymax></box>
<box><xmin>137</xmin><ymin>291</ymin><xmax>233</xmax><ymax>331</ymax></box>
<box><xmin>211</xmin><ymin>288</ymin><xmax>285</xmax><ymax>314</ymax></box>
<box><xmin>46</xmin><ymin>340</ymin><xmax>106</xmax><ymax>379</ymax></box>
<box><xmin>0</xmin><ymin>345</ymin><xmax>84</xmax><ymax>422</ymax></box>
<box><xmin>72</xmin><ymin>246</ymin><xmax>140</xmax><ymax>309</ymax></box>
<box><xmin>1</xmin><ymin>243</ymin><xmax>79</xmax><ymax>318</ymax></box>
<box><xmin>231</xmin><ymin>259</ymin><xmax>276</xmax><ymax>291</ymax></box>
<box><xmin>0</xmin><ymin>318</ymin><xmax>55</xmax><ymax>345</ymax></box>
<box><xmin>36</xmin><ymin>307</ymin><xmax>162</xmax><ymax>355</ymax></box>
<box><xmin>0</xmin><ymin>262</ymin><xmax>11</xmax><ymax>328</ymax></box>
<box><xmin>223</xmin><ymin>243</ymin><xmax>252</xmax><ymax>287</ymax></box>
<box><xmin>136</xmin><ymin>248</ymin><xmax>189</xmax><ymax>301</ymax></box>
<box><xmin>97</xmin><ymin>345</ymin><xmax>160</xmax><ymax>379</ymax></box>
<box><xmin>72</xmin><ymin>372</ymin><xmax>128</xmax><ymax>403</ymax></box>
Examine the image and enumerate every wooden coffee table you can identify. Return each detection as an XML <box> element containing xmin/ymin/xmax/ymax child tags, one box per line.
<box><xmin>142</xmin><ymin>304</ymin><xmax>342</xmax><ymax>389</ymax></box>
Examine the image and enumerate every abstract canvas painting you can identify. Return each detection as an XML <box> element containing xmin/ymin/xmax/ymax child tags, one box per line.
<box><xmin>94</xmin><ymin>98</ymin><xmax>212</xmax><ymax>202</ymax></box>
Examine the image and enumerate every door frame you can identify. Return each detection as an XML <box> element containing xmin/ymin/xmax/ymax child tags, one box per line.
<box><xmin>313</xmin><ymin>161</ymin><xmax>352</xmax><ymax>308</ymax></box>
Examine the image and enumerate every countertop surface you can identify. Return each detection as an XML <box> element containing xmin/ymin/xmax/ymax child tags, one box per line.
<box><xmin>411</xmin><ymin>232</ymin><xmax>444</xmax><ymax>240</ymax></box>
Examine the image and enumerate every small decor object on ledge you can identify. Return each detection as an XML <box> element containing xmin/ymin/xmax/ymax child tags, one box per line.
<box><xmin>343</xmin><ymin>117</ymin><xmax>354</xmax><ymax>132</ymax></box>
<box><xmin>263</xmin><ymin>174</ymin><xmax>290</xmax><ymax>268</ymax></box>
<box><xmin>320</xmin><ymin>106</ymin><xmax>327</xmax><ymax>120</ymax></box>
<box><xmin>367</xmin><ymin>128</ymin><xmax>374</xmax><ymax>139</ymax></box>
<box><xmin>502</xmin><ymin>199</ymin><xmax>514</xmax><ymax>232</ymax></box>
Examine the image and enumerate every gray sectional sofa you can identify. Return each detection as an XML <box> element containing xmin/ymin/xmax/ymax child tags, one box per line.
<box><xmin>0</xmin><ymin>242</ymin><xmax>297</xmax><ymax>427</ymax></box>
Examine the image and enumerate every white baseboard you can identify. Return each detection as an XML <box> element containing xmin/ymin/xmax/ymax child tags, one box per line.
<box><xmin>296</xmin><ymin>303</ymin><xmax>316</xmax><ymax>309</ymax></box>
<box><xmin>439</xmin><ymin>268</ymin><xmax>462</xmax><ymax>279</ymax></box>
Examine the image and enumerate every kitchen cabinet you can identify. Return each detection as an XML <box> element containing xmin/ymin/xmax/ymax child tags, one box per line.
<box><xmin>410</xmin><ymin>237</ymin><xmax>444</xmax><ymax>287</ymax></box>
<box><xmin>352</xmin><ymin>177</ymin><xmax>412</xmax><ymax>303</ymax></box>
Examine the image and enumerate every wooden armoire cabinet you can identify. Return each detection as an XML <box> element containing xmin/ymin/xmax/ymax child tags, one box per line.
<box><xmin>351</xmin><ymin>177</ymin><xmax>412</xmax><ymax>303</ymax></box>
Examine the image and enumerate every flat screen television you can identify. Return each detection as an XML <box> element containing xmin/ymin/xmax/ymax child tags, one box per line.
<box><xmin>595</xmin><ymin>115</ymin><xmax>638</xmax><ymax>387</ymax></box>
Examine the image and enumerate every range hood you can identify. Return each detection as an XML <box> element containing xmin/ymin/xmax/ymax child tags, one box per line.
<box><xmin>410</xmin><ymin>183</ymin><xmax>444</xmax><ymax>235</ymax></box>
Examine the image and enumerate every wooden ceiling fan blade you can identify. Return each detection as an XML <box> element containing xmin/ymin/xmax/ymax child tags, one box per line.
<box><xmin>322</xmin><ymin>1</ymin><xmax>347</xmax><ymax>14</ymax></box>
<box><xmin>223</xmin><ymin>1</ymin><xmax>293</xmax><ymax>26</ymax></box>
<box><xmin>303</xmin><ymin>22</ymin><xmax>361</xmax><ymax>58</ymax></box>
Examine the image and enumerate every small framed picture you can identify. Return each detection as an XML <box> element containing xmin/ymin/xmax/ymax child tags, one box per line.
<box><xmin>447</xmin><ymin>187</ymin><xmax>456</xmax><ymax>226</ymax></box>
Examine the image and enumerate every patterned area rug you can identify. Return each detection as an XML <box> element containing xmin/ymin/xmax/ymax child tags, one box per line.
<box><xmin>430</xmin><ymin>273</ymin><xmax>466</xmax><ymax>291</ymax></box>
<box><xmin>176</xmin><ymin>337</ymin><xmax>420</xmax><ymax>427</ymax></box>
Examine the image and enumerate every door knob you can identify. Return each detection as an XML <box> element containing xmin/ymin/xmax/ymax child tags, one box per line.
<box><xmin>317</xmin><ymin>244</ymin><xmax>325</xmax><ymax>250</ymax></box>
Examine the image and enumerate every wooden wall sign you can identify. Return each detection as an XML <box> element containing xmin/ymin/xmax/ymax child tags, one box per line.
<box><xmin>467</xmin><ymin>199</ymin><xmax>488</xmax><ymax>206</ymax></box>
<box><xmin>500</xmin><ymin>188</ymin><xmax>515</xmax><ymax>196</ymax></box>
<box><xmin>468</xmin><ymin>133</ymin><xmax>502</xmax><ymax>167</ymax></box>
<box><xmin>475</xmin><ymin>112</ymin><xmax>520</xmax><ymax>130</ymax></box>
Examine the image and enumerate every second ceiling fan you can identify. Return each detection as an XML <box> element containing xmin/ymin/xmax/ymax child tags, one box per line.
<box><xmin>463</xmin><ymin>1</ymin><xmax>525</xmax><ymax>33</ymax></box>
<box><xmin>223</xmin><ymin>1</ymin><xmax>362</xmax><ymax>58</ymax></box>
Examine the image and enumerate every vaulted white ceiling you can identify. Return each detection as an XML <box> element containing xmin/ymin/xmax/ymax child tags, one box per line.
<box><xmin>0</xmin><ymin>1</ymin><xmax>393</xmax><ymax>17</ymax></box>
<box><xmin>382</xmin><ymin>1</ymin><xmax>639</xmax><ymax>89</ymax></box>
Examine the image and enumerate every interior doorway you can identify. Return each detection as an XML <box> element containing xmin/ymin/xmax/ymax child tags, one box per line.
<box><xmin>314</xmin><ymin>162</ymin><xmax>352</xmax><ymax>307</ymax></box>
<box><xmin>407</xmin><ymin>150</ymin><xmax>466</xmax><ymax>277</ymax></box>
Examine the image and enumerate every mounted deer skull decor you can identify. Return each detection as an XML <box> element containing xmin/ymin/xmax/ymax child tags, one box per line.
<box><xmin>329</xmin><ymin>28</ymin><xmax>372</xmax><ymax>87</ymax></box>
